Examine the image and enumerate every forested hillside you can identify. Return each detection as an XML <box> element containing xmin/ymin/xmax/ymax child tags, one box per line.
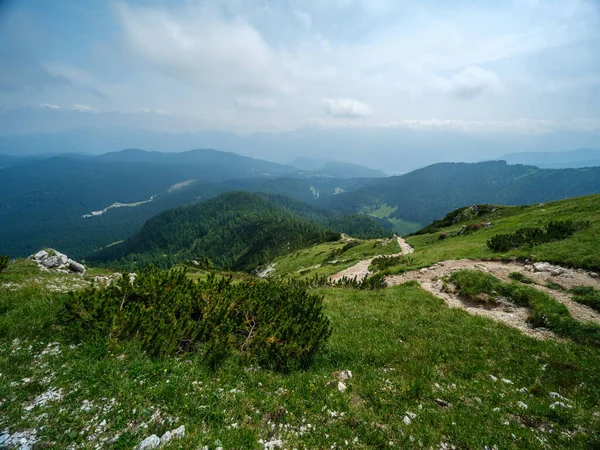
<box><xmin>320</xmin><ymin>161</ymin><xmax>600</xmax><ymax>229</ymax></box>
<box><xmin>0</xmin><ymin>150</ymin><xmax>370</xmax><ymax>258</ymax></box>
<box><xmin>88</xmin><ymin>192</ymin><xmax>389</xmax><ymax>270</ymax></box>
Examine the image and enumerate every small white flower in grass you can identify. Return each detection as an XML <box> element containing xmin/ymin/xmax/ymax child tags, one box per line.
<box><xmin>405</xmin><ymin>411</ymin><xmax>417</xmax><ymax>419</ymax></box>
<box><xmin>550</xmin><ymin>402</ymin><xmax>572</xmax><ymax>409</ymax></box>
<box><xmin>549</xmin><ymin>392</ymin><xmax>571</xmax><ymax>402</ymax></box>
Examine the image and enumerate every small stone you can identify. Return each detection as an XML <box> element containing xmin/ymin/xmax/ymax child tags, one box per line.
<box><xmin>32</xmin><ymin>250</ymin><xmax>48</xmax><ymax>261</ymax></box>
<box><xmin>135</xmin><ymin>434</ymin><xmax>160</xmax><ymax>450</ymax></box>
<box><xmin>589</xmin><ymin>272</ymin><xmax>599</xmax><ymax>279</ymax></box>
<box><xmin>171</xmin><ymin>425</ymin><xmax>185</xmax><ymax>439</ymax></box>
<box><xmin>402</xmin><ymin>415</ymin><xmax>412</xmax><ymax>425</ymax></box>
<box><xmin>488</xmin><ymin>375</ymin><xmax>498</xmax><ymax>382</ymax></box>
<box><xmin>533</xmin><ymin>262</ymin><xmax>551</xmax><ymax>273</ymax></box>
<box><xmin>434</xmin><ymin>398</ymin><xmax>451</xmax><ymax>408</ymax></box>
<box><xmin>337</xmin><ymin>381</ymin><xmax>347</xmax><ymax>392</ymax></box>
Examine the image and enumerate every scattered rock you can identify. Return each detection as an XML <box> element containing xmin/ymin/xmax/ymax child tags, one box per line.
<box><xmin>334</xmin><ymin>370</ymin><xmax>353</xmax><ymax>382</ymax></box>
<box><xmin>434</xmin><ymin>398</ymin><xmax>451</xmax><ymax>408</ymax></box>
<box><xmin>533</xmin><ymin>262</ymin><xmax>552</xmax><ymax>273</ymax></box>
<box><xmin>67</xmin><ymin>259</ymin><xmax>85</xmax><ymax>274</ymax></box>
<box><xmin>29</xmin><ymin>249</ymin><xmax>86</xmax><ymax>274</ymax></box>
<box><xmin>338</xmin><ymin>381</ymin><xmax>347</xmax><ymax>392</ymax></box>
<box><xmin>0</xmin><ymin>429</ymin><xmax>39</xmax><ymax>450</ymax></box>
<box><xmin>402</xmin><ymin>415</ymin><xmax>412</xmax><ymax>425</ymax></box>
<box><xmin>590</xmin><ymin>272</ymin><xmax>599</xmax><ymax>279</ymax></box>
<box><xmin>135</xmin><ymin>434</ymin><xmax>161</xmax><ymax>450</ymax></box>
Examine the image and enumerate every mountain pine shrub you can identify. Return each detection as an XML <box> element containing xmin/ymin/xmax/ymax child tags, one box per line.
<box><xmin>60</xmin><ymin>267</ymin><xmax>332</xmax><ymax>370</ymax></box>
<box><xmin>0</xmin><ymin>254</ymin><xmax>9</xmax><ymax>273</ymax></box>
<box><xmin>487</xmin><ymin>220</ymin><xmax>590</xmax><ymax>252</ymax></box>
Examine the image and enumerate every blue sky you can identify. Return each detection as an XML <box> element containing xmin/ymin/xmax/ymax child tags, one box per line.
<box><xmin>1</xmin><ymin>0</ymin><xmax>600</xmax><ymax>148</ymax></box>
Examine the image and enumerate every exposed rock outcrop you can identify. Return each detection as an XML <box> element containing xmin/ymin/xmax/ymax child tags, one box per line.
<box><xmin>29</xmin><ymin>249</ymin><xmax>86</xmax><ymax>275</ymax></box>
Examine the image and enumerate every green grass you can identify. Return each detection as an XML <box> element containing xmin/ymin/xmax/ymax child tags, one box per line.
<box><xmin>405</xmin><ymin>194</ymin><xmax>600</xmax><ymax>270</ymax></box>
<box><xmin>450</xmin><ymin>269</ymin><xmax>600</xmax><ymax>347</ymax></box>
<box><xmin>2</xmin><ymin>278</ymin><xmax>600</xmax><ymax>448</ymax></box>
<box><xmin>270</xmin><ymin>237</ymin><xmax>401</xmax><ymax>279</ymax></box>
<box><xmin>367</xmin><ymin>203</ymin><xmax>422</xmax><ymax>235</ymax></box>
<box><xmin>568</xmin><ymin>286</ymin><xmax>600</xmax><ymax>313</ymax></box>
<box><xmin>369</xmin><ymin>202</ymin><xmax>397</xmax><ymax>218</ymax></box>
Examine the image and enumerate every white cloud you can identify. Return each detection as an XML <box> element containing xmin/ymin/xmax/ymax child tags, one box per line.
<box><xmin>323</xmin><ymin>98</ymin><xmax>372</xmax><ymax>118</ymax></box>
<box><xmin>114</xmin><ymin>2</ymin><xmax>287</xmax><ymax>93</ymax></box>
<box><xmin>235</xmin><ymin>97</ymin><xmax>278</xmax><ymax>111</ymax></box>
<box><xmin>39</xmin><ymin>103</ymin><xmax>60</xmax><ymax>109</ymax></box>
<box><xmin>447</xmin><ymin>66</ymin><xmax>501</xmax><ymax>99</ymax></box>
<box><xmin>71</xmin><ymin>104</ymin><xmax>99</xmax><ymax>113</ymax></box>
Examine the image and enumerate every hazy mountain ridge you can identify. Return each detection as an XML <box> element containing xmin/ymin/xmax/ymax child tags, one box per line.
<box><xmin>500</xmin><ymin>148</ymin><xmax>600</xmax><ymax>168</ymax></box>
<box><xmin>319</xmin><ymin>161</ymin><xmax>600</xmax><ymax>228</ymax></box>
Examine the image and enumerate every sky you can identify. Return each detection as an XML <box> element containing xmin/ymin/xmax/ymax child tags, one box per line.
<box><xmin>1</xmin><ymin>0</ymin><xmax>600</xmax><ymax>166</ymax></box>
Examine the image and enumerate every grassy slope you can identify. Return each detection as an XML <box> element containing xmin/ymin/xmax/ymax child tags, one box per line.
<box><xmin>2</xmin><ymin>265</ymin><xmax>599</xmax><ymax>448</ymax></box>
<box><xmin>269</xmin><ymin>238</ymin><xmax>401</xmax><ymax>279</ymax></box>
<box><xmin>404</xmin><ymin>193</ymin><xmax>600</xmax><ymax>271</ymax></box>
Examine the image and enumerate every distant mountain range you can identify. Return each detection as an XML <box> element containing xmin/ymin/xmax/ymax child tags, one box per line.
<box><xmin>319</xmin><ymin>161</ymin><xmax>600</xmax><ymax>231</ymax></box>
<box><xmin>499</xmin><ymin>148</ymin><xmax>600</xmax><ymax>169</ymax></box>
<box><xmin>2</xmin><ymin>148</ymin><xmax>600</xmax><ymax>260</ymax></box>
<box><xmin>0</xmin><ymin>149</ymin><xmax>374</xmax><ymax>258</ymax></box>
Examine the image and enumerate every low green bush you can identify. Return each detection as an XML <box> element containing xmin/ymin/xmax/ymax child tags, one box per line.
<box><xmin>0</xmin><ymin>254</ymin><xmax>8</xmax><ymax>273</ymax></box>
<box><xmin>487</xmin><ymin>220</ymin><xmax>590</xmax><ymax>252</ymax></box>
<box><xmin>333</xmin><ymin>273</ymin><xmax>387</xmax><ymax>290</ymax></box>
<box><xmin>60</xmin><ymin>267</ymin><xmax>332</xmax><ymax>370</ymax></box>
<box><xmin>370</xmin><ymin>255</ymin><xmax>405</xmax><ymax>271</ymax></box>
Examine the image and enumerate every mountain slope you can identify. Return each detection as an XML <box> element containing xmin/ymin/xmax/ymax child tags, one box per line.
<box><xmin>319</xmin><ymin>161</ymin><xmax>600</xmax><ymax>230</ymax></box>
<box><xmin>500</xmin><ymin>148</ymin><xmax>600</xmax><ymax>168</ymax></box>
<box><xmin>88</xmin><ymin>192</ymin><xmax>346</xmax><ymax>270</ymax></box>
<box><xmin>0</xmin><ymin>149</ymin><xmax>372</xmax><ymax>259</ymax></box>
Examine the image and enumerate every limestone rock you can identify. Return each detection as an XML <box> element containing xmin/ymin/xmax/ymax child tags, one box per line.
<box><xmin>533</xmin><ymin>262</ymin><xmax>551</xmax><ymax>273</ymax></box>
<box><xmin>67</xmin><ymin>259</ymin><xmax>86</xmax><ymax>274</ymax></box>
<box><xmin>135</xmin><ymin>434</ymin><xmax>160</xmax><ymax>450</ymax></box>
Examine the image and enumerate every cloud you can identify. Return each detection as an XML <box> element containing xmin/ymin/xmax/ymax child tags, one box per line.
<box><xmin>235</xmin><ymin>97</ymin><xmax>278</xmax><ymax>111</ymax></box>
<box><xmin>114</xmin><ymin>2</ymin><xmax>286</xmax><ymax>92</ymax></box>
<box><xmin>447</xmin><ymin>66</ymin><xmax>501</xmax><ymax>100</ymax></box>
<box><xmin>71</xmin><ymin>104</ymin><xmax>99</xmax><ymax>113</ymax></box>
<box><xmin>39</xmin><ymin>103</ymin><xmax>60</xmax><ymax>109</ymax></box>
<box><xmin>323</xmin><ymin>98</ymin><xmax>372</xmax><ymax>118</ymax></box>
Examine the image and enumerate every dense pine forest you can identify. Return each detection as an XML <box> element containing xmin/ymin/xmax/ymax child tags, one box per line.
<box><xmin>88</xmin><ymin>192</ymin><xmax>390</xmax><ymax>270</ymax></box>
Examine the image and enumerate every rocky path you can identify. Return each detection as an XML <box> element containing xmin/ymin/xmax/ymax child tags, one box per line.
<box><xmin>386</xmin><ymin>259</ymin><xmax>600</xmax><ymax>339</ymax></box>
<box><xmin>329</xmin><ymin>236</ymin><xmax>413</xmax><ymax>283</ymax></box>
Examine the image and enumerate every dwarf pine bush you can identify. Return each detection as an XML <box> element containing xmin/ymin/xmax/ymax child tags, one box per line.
<box><xmin>487</xmin><ymin>220</ymin><xmax>590</xmax><ymax>252</ymax></box>
<box><xmin>0</xmin><ymin>254</ymin><xmax>8</xmax><ymax>273</ymax></box>
<box><xmin>60</xmin><ymin>267</ymin><xmax>332</xmax><ymax>370</ymax></box>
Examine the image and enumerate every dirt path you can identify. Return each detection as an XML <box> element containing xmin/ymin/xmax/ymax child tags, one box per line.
<box><xmin>329</xmin><ymin>236</ymin><xmax>413</xmax><ymax>283</ymax></box>
<box><xmin>386</xmin><ymin>259</ymin><xmax>600</xmax><ymax>339</ymax></box>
